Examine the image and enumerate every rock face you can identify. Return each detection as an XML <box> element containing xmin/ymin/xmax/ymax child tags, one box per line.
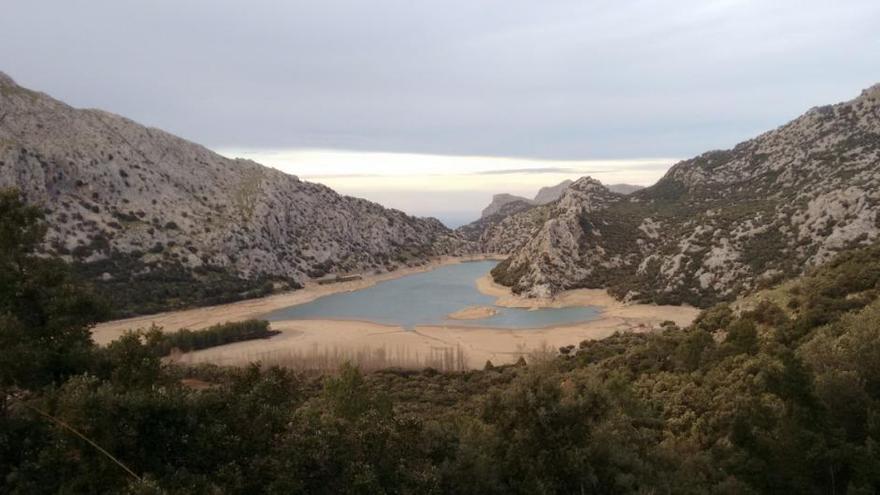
<box><xmin>462</xmin><ymin>179</ymin><xmax>641</xmax><ymax>252</ymax></box>
<box><xmin>458</xmin><ymin>198</ymin><xmax>536</xmax><ymax>248</ymax></box>
<box><xmin>480</xmin><ymin>193</ymin><xmax>533</xmax><ymax>218</ymax></box>
<box><xmin>479</xmin><ymin>180</ymin><xmax>579</xmax><ymax>220</ymax></box>
<box><xmin>491</xmin><ymin>84</ymin><xmax>880</xmax><ymax>307</ymax></box>
<box><xmin>533</xmin><ymin>179</ymin><xmax>574</xmax><ymax>204</ymax></box>
<box><xmin>0</xmin><ymin>72</ymin><xmax>474</xmax><ymax>306</ymax></box>
<box><xmin>463</xmin><ymin>180</ymin><xmax>577</xmax><ymax>251</ymax></box>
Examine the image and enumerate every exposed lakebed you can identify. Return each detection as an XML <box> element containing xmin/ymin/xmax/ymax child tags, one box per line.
<box><xmin>261</xmin><ymin>261</ymin><xmax>601</xmax><ymax>329</ymax></box>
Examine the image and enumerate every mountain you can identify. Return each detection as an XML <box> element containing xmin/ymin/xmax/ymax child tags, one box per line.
<box><xmin>0</xmin><ymin>72</ymin><xmax>474</xmax><ymax>316</ymax></box>
<box><xmin>533</xmin><ymin>179</ymin><xmax>574</xmax><ymax>203</ymax></box>
<box><xmin>605</xmin><ymin>183</ymin><xmax>643</xmax><ymax>195</ymax></box>
<box><xmin>480</xmin><ymin>179</ymin><xmax>578</xmax><ymax>219</ymax></box>
<box><xmin>491</xmin><ymin>84</ymin><xmax>880</xmax><ymax>306</ymax></box>
<box><xmin>480</xmin><ymin>193</ymin><xmax>533</xmax><ymax>218</ymax></box>
<box><xmin>462</xmin><ymin>179</ymin><xmax>642</xmax><ymax>252</ymax></box>
<box><xmin>464</xmin><ymin>180</ymin><xmax>577</xmax><ymax>251</ymax></box>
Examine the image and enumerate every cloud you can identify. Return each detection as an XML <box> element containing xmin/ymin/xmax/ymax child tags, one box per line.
<box><xmin>304</xmin><ymin>168</ymin><xmax>607</xmax><ymax>178</ymax></box>
<box><xmin>302</xmin><ymin>173</ymin><xmax>388</xmax><ymax>179</ymax></box>
<box><xmin>5</xmin><ymin>2</ymin><xmax>877</xmax><ymax>224</ymax></box>
<box><xmin>470</xmin><ymin>167</ymin><xmax>589</xmax><ymax>175</ymax></box>
<box><xmin>1</xmin><ymin>0</ymin><xmax>878</xmax><ymax>160</ymax></box>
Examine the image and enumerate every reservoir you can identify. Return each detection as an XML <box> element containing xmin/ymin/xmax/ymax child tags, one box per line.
<box><xmin>261</xmin><ymin>261</ymin><xmax>601</xmax><ymax>329</ymax></box>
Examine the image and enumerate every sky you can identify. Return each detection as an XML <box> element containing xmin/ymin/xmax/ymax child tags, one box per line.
<box><xmin>1</xmin><ymin>1</ymin><xmax>879</xmax><ymax>226</ymax></box>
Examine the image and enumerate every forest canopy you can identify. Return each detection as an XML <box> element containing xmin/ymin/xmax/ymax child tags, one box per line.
<box><xmin>2</xmin><ymin>188</ymin><xmax>880</xmax><ymax>494</ymax></box>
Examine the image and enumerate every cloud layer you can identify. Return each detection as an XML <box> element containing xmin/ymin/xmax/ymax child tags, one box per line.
<box><xmin>219</xmin><ymin>149</ymin><xmax>673</xmax><ymax>226</ymax></box>
<box><xmin>2</xmin><ymin>0</ymin><xmax>878</xmax><ymax>160</ymax></box>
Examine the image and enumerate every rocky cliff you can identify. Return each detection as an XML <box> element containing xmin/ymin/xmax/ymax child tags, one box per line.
<box><xmin>479</xmin><ymin>179</ymin><xmax>577</xmax><ymax>219</ymax></box>
<box><xmin>491</xmin><ymin>84</ymin><xmax>880</xmax><ymax>306</ymax></box>
<box><xmin>480</xmin><ymin>193</ymin><xmax>533</xmax><ymax>218</ymax></box>
<box><xmin>533</xmin><ymin>179</ymin><xmax>574</xmax><ymax>204</ymax></box>
<box><xmin>0</xmin><ymin>72</ymin><xmax>474</xmax><ymax>315</ymax></box>
<box><xmin>462</xmin><ymin>179</ymin><xmax>641</xmax><ymax>253</ymax></box>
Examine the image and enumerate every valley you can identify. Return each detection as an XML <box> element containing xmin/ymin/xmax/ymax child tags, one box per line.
<box><xmin>2</xmin><ymin>59</ymin><xmax>879</xmax><ymax>495</ymax></box>
<box><xmin>4</xmin><ymin>3</ymin><xmax>880</xmax><ymax>492</ymax></box>
<box><xmin>1</xmin><ymin>70</ymin><xmax>704</xmax><ymax>373</ymax></box>
<box><xmin>93</xmin><ymin>257</ymin><xmax>698</xmax><ymax>369</ymax></box>
<box><xmin>4</xmin><ymin>72</ymin><xmax>878</xmax><ymax>374</ymax></box>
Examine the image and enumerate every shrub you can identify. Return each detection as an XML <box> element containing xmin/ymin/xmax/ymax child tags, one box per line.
<box><xmin>151</xmin><ymin>320</ymin><xmax>278</xmax><ymax>355</ymax></box>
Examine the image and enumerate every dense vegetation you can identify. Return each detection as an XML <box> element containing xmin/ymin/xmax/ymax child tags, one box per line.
<box><xmin>134</xmin><ymin>320</ymin><xmax>280</xmax><ymax>357</ymax></box>
<box><xmin>74</xmin><ymin>252</ymin><xmax>288</xmax><ymax>320</ymax></box>
<box><xmin>2</xmin><ymin>189</ymin><xmax>880</xmax><ymax>493</ymax></box>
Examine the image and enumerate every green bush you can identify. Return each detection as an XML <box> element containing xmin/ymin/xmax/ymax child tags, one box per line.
<box><xmin>152</xmin><ymin>320</ymin><xmax>278</xmax><ymax>355</ymax></box>
<box><xmin>74</xmin><ymin>252</ymin><xmax>290</xmax><ymax>319</ymax></box>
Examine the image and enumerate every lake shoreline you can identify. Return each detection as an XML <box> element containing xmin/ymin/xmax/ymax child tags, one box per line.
<box><xmin>474</xmin><ymin>274</ymin><xmax>625</xmax><ymax>309</ymax></box>
<box><xmin>94</xmin><ymin>254</ymin><xmax>701</xmax><ymax>369</ymax></box>
<box><xmin>91</xmin><ymin>254</ymin><xmax>506</xmax><ymax>344</ymax></box>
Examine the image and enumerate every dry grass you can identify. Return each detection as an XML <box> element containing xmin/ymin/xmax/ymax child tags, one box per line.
<box><xmin>173</xmin><ymin>342</ymin><xmax>470</xmax><ymax>372</ymax></box>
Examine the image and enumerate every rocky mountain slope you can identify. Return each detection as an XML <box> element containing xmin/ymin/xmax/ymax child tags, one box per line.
<box><xmin>461</xmin><ymin>179</ymin><xmax>642</xmax><ymax>252</ymax></box>
<box><xmin>532</xmin><ymin>179</ymin><xmax>574</xmax><ymax>204</ymax></box>
<box><xmin>480</xmin><ymin>193</ymin><xmax>534</xmax><ymax>218</ymax></box>
<box><xmin>491</xmin><ymin>84</ymin><xmax>880</xmax><ymax>306</ymax></box>
<box><xmin>462</xmin><ymin>180</ymin><xmax>577</xmax><ymax>250</ymax></box>
<box><xmin>479</xmin><ymin>179</ymin><xmax>575</xmax><ymax>219</ymax></box>
<box><xmin>0</xmin><ymin>72</ymin><xmax>474</xmax><ymax>315</ymax></box>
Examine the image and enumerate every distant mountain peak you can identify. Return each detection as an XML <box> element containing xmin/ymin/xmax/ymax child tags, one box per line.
<box><xmin>568</xmin><ymin>176</ymin><xmax>605</xmax><ymax>191</ymax></box>
<box><xmin>533</xmin><ymin>179</ymin><xmax>574</xmax><ymax>204</ymax></box>
<box><xmin>479</xmin><ymin>179</ymin><xmax>577</xmax><ymax>219</ymax></box>
<box><xmin>605</xmin><ymin>183</ymin><xmax>644</xmax><ymax>195</ymax></box>
<box><xmin>480</xmin><ymin>193</ymin><xmax>532</xmax><ymax>218</ymax></box>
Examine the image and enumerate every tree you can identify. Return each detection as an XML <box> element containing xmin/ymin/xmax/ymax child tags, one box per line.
<box><xmin>0</xmin><ymin>188</ymin><xmax>106</xmax><ymax>392</ymax></box>
<box><xmin>473</xmin><ymin>364</ymin><xmax>612</xmax><ymax>494</ymax></box>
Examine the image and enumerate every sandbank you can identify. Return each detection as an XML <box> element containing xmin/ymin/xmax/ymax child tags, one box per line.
<box><xmin>447</xmin><ymin>306</ymin><xmax>498</xmax><ymax>320</ymax></box>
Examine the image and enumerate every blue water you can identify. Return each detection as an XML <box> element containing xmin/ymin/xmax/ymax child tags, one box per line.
<box><xmin>261</xmin><ymin>261</ymin><xmax>601</xmax><ymax>330</ymax></box>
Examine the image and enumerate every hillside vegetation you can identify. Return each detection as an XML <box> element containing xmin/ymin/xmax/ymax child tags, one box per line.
<box><xmin>3</xmin><ymin>189</ymin><xmax>880</xmax><ymax>493</ymax></box>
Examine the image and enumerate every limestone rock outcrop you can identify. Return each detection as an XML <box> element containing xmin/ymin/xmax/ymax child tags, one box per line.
<box><xmin>491</xmin><ymin>84</ymin><xmax>880</xmax><ymax>306</ymax></box>
<box><xmin>0</xmin><ymin>72</ymin><xmax>475</xmax><ymax>295</ymax></box>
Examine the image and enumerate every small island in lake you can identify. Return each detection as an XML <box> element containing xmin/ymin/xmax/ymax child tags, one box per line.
<box><xmin>447</xmin><ymin>305</ymin><xmax>498</xmax><ymax>320</ymax></box>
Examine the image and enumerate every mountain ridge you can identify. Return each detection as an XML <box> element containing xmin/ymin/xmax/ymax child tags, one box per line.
<box><xmin>490</xmin><ymin>84</ymin><xmax>880</xmax><ymax>306</ymax></box>
<box><xmin>478</xmin><ymin>179</ymin><xmax>642</xmax><ymax>220</ymax></box>
<box><xmin>461</xmin><ymin>178</ymin><xmax>642</xmax><ymax>253</ymax></box>
<box><xmin>0</xmin><ymin>71</ymin><xmax>475</xmax><ymax>316</ymax></box>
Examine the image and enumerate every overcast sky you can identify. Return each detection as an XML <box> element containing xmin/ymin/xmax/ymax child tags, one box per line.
<box><xmin>2</xmin><ymin>1</ymin><xmax>878</xmax><ymax>225</ymax></box>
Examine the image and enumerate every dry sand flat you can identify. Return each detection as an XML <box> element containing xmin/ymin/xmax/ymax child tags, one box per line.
<box><xmin>95</xmin><ymin>255</ymin><xmax>701</xmax><ymax>369</ymax></box>
<box><xmin>170</xmin><ymin>274</ymin><xmax>700</xmax><ymax>370</ymax></box>
<box><xmin>475</xmin><ymin>274</ymin><xmax>622</xmax><ymax>309</ymax></box>
<box><xmin>171</xmin><ymin>318</ymin><xmax>631</xmax><ymax>370</ymax></box>
<box><xmin>174</xmin><ymin>303</ymin><xmax>697</xmax><ymax>370</ymax></box>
